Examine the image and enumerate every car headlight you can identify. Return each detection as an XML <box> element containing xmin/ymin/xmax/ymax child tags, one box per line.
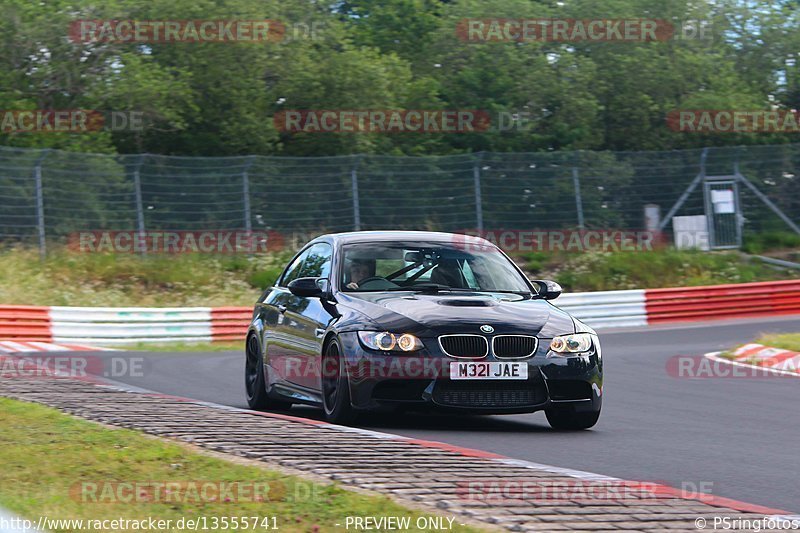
<box><xmin>358</xmin><ymin>331</ymin><xmax>424</xmax><ymax>352</ymax></box>
<box><xmin>549</xmin><ymin>333</ymin><xmax>593</xmax><ymax>354</ymax></box>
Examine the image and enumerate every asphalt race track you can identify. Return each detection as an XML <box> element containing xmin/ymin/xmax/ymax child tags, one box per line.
<box><xmin>84</xmin><ymin>316</ymin><xmax>800</xmax><ymax>514</ymax></box>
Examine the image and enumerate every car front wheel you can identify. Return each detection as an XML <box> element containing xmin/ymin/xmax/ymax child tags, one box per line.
<box><xmin>321</xmin><ymin>337</ymin><xmax>358</xmax><ymax>425</ymax></box>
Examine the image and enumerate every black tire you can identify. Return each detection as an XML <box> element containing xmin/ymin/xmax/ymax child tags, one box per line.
<box><xmin>245</xmin><ymin>334</ymin><xmax>292</xmax><ymax>411</ymax></box>
<box><xmin>545</xmin><ymin>406</ymin><xmax>600</xmax><ymax>430</ymax></box>
<box><xmin>321</xmin><ymin>338</ymin><xmax>358</xmax><ymax>425</ymax></box>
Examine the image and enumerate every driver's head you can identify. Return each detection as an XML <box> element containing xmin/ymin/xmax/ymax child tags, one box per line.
<box><xmin>349</xmin><ymin>260</ymin><xmax>371</xmax><ymax>283</ymax></box>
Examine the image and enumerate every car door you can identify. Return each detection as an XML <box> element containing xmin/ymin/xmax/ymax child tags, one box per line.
<box><xmin>288</xmin><ymin>242</ymin><xmax>334</xmax><ymax>391</ymax></box>
<box><xmin>268</xmin><ymin>243</ymin><xmax>333</xmax><ymax>392</ymax></box>
<box><xmin>262</xmin><ymin>246</ymin><xmax>311</xmax><ymax>392</ymax></box>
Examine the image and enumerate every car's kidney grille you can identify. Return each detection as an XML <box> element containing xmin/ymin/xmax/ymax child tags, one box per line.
<box><xmin>433</xmin><ymin>380</ymin><xmax>546</xmax><ymax>408</ymax></box>
<box><xmin>439</xmin><ymin>335</ymin><xmax>488</xmax><ymax>358</ymax></box>
<box><xmin>493</xmin><ymin>335</ymin><xmax>538</xmax><ymax>358</ymax></box>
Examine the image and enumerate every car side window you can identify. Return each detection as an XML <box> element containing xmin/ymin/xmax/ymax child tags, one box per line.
<box><xmin>297</xmin><ymin>243</ymin><xmax>332</xmax><ymax>279</ymax></box>
<box><xmin>279</xmin><ymin>248</ymin><xmax>312</xmax><ymax>287</ymax></box>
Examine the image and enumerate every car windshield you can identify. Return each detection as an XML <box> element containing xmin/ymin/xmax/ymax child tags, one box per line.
<box><xmin>340</xmin><ymin>241</ymin><xmax>532</xmax><ymax>293</ymax></box>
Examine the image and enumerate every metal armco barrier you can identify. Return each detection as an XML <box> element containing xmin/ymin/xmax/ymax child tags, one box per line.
<box><xmin>49</xmin><ymin>306</ymin><xmax>217</xmax><ymax>344</ymax></box>
<box><xmin>1</xmin><ymin>279</ymin><xmax>799</xmax><ymax>345</ymax></box>
<box><xmin>556</xmin><ymin>290</ymin><xmax>647</xmax><ymax>328</ymax></box>
<box><xmin>0</xmin><ymin>306</ymin><xmax>249</xmax><ymax>345</ymax></box>
<box><xmin>210</xmin><ymin>307</ymin><xmax>252</xmax><ymax>342</ymax></box>
<box><xmin>0</xmin><ymin>305</ymin><xmax>51</xmax><ymax>341</ymax></box>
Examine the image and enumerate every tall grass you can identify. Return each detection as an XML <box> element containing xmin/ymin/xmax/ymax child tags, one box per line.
<box><xmin>0</xmin><ymin>247</ymin><xmax>292</xmax><ymax>306</ymax></box>
<box><xmin>742</xmin><ymin>231</ymin><xmax>800</xmax><ymax>254</ymax></box>
<box><xmin>0</xmin><ymin>246</ymin><xmax>794</xmax><ymax>306</ymax></box>
<box><xmin>755</xmin><ymin>333</ymin><xmax>800</xmax><ymax>352</ymax></box>
<box><xmin>521</xmin><ymin>249</ymin><xmax>796</xmax><ymax>292</ymax></box>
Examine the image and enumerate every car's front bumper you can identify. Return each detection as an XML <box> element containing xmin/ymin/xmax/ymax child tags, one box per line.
<box><xmin>337</xmin><ymin>332</ymin><xmax>602</xmax><ymax>415</ymax></box>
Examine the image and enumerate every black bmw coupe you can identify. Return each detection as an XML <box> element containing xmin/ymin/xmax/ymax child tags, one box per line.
<box><xmin>245</xmin><ymin>231</ymin><xmax>602</xmax><ymax>429</ymax></box>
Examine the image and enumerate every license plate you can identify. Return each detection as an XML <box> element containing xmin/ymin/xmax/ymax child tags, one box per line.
<box><xmin>449</xmin><ymin>362</ymin><xmax>528</xmax><ymax>380</ymax></box>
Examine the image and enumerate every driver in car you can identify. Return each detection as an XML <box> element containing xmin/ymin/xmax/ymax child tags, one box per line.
<box><xmin>346</xmin><ymin>260</ymin><xmax>372</xmax><ymax>289</ymax></box>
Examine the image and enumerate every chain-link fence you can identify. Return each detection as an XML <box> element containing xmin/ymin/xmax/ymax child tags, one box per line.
<box><xmin>1</xmin><ymin>144</ymin><xmax>799</xmax><ymax>255</ymax></box>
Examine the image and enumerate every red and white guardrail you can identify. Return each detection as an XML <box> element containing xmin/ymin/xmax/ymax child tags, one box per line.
<box><xmin>560</xmin><ymin>279</ymin><xmax>800</xmax><ymax>328</ymax></box>
<box><xmin>0</xmin><ymin>279</ymin><xmax>799</xmax><ymax>345</ymax></box>
<box><xmin>0</xmin><ymin>306</ymin><xmax>250</xmax><ymax>345</ymax></box>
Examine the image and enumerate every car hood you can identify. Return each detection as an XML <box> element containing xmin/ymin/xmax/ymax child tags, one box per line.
<box><xmin>337</xmin><ymin>291</ymin><xmax>575</xmax><ymax>338</ymax></box>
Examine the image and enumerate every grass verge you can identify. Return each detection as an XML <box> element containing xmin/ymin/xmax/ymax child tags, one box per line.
<box><xmin>521</xmin><ymin>248</ymin><xmax>795</xmax><ymax>292</ymax></box>
<box><xmin>0</xmin><ymin>247</ymin><xmax>293</xmax><ymax>306</ymax></box>
<box><xmin>752</xmin><ymin>333</ymin><xmax>800</xmax><ymax>352</ymax></box>
<box><xmin>1</xmin><ymin>245</ymin><xmax>796</xmax><ymax>306</ymax></box>
<box><xmin>742</xmin><ymin>230</ymin><xmax>800</xmax><ymax>255</ymax></box>
<box><xmin>719</xmin><ymin>332</ymin><xmax>800</xmax><ymax>361</ymax></box>
<box><xmin>0</xmin><ymin>397</ymin><xmax>479</xmax><ymax>532</ymax></box>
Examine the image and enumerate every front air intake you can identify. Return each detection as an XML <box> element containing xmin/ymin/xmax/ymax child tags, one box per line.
<box><xmin>492</xmin><ymin>335</ymin><xmax>538</xmax><ymax>358</ymax></box>
<box><xmin>438</xmin><ymin>335</ymin><xmax>488</xmax><ymax>358</ymax></box>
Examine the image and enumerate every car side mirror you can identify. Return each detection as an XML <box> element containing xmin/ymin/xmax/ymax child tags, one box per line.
<box><xmin>530</xmin><ymin>279</ymin><xmax>562</xmax><ymax>300</ymax></box>
<box><xmin>288</xmin><ymin>277</ymin><xmax>325</xmax><ymax>298</ymax></box>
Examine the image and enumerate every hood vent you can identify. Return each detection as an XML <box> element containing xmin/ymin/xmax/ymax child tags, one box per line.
<box><xmin>436</xmin><ymin>298</ymin><xmax>496</xmax><ymax>307</ymax></box>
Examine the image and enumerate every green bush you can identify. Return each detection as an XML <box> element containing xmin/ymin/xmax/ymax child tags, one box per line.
<box><xmin>742</xmin><ymin>231</ymin><xmax>800</xmax><ymax>254</ymax></box>
<box><xmin>517</xmin><ymin>248</ymin><xmax>795</xmax><ymax>292</ymax></box>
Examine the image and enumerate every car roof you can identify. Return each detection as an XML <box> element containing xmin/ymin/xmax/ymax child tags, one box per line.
<box><xmin>316</xmin><ymin>230</ymin><xmax>494</xmax><ymax>246</ymax></box>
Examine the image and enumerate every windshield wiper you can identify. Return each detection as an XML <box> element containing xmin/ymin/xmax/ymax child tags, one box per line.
<box><xmin>480</xmin><ymin>289</ymin><xmax>532</xmax><ymax>294</ymax></box>
<box><xmin>384</xmin><ymin>285</ymin><xmax>526</xmax><ymax>294</ymax></box>
<box><xmin>385</xmin><ymin>283</ymin><xmax>473</xmax><ymax>292</ymax></box>
<box><xmin>454</xmin><ymin>289</ymin><xmax>533</xmax><ymax>297</ymax></box>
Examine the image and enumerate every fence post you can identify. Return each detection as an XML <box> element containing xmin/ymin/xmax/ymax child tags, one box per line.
<box><xmin>351</xmin><ymin>156</ymin><xmax>361</xmax><ymax>231</ymax></box>
<box><xmin>659</xmin><ymin>147</ymin><xmax>708</xmax><ymax>231</ymax></box>
<box><xmin>572</xmin><ymin>163</ymin><xmax>584</xmax><ymax>230</ymax></box>
<box><xmin>733</xmin><ymin>157</ymin><xmax>744</xmax><ymax>248</ymax></box>
<box><xmin>132</xmin><ymin>155</ymin><xmax>146</xmax><ymax>255</ymax></box>
<box><xmin>242</xmin><ymin>156</ymin><xmax>256</xmax><ymax>233</ymax></box>
<box><xmin>473</xmin><ymin>152</ymin><xmax>484</xmax><ymax>231</ymax></box>
<box><xmin>33</xmin><ymin>149</ymin><xmax>50</xmax><ymax>261</ymax></box>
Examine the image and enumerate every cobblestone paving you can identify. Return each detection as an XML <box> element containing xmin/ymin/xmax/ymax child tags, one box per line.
<box><xmin>0</xmin><ymin>373</ymin><xmax>789</xmax><ymax>532</ymax></box>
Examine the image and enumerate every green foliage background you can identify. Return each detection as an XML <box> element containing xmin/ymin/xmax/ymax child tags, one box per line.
<box><xmin>2</xmin><ymin>0</ymin><xmax>799</xmax><ymax>156</ymax></box>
